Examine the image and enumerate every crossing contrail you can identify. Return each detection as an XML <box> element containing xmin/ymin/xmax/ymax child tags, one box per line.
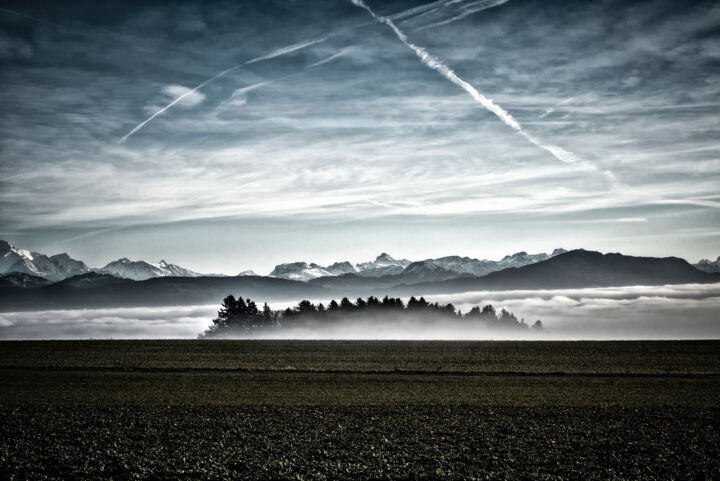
<box><xmin>120</xmin><ymin>0</ymin><xmax>501</xmax><ymax>143</ymax></box>
<box><xmin>119</xmin><ymin>38</ymin><xmax>326</xmax><ymax>142</ymax></box>
<box><xmin>350</xmin><ymin>0</ymin><xmax>578</xmax><ymax>164</ymax></box>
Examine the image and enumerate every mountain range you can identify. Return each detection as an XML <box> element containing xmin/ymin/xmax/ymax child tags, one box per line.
<box><xmin>269</xmin><ymin>253</ymin><xmax>412</xmax><ymax>281</ymax></box>
<box><xmin>99</xmin><ymin>258</ymin><xmax>201</xmax><ymax>281</ymax></box>
<box><xmin>0</xmin><ymin>240</ymin><xmax>568</xmax><ymax>283</ymax></box>
<box><xmin>3</xmin><ymin>239</ymin><xmax>717</xmax><ymax>288</ymax></box>
<box><xmin>0</xmin><ymin>241</ymin><xmax>718</xmax><ymax>311</ymax></box>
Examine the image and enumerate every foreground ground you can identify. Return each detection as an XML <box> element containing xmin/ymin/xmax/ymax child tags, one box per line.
<box><xmin>1</xmin><ymin>340</ymin><xmax>719</xmax><ymax>479</ymax></box>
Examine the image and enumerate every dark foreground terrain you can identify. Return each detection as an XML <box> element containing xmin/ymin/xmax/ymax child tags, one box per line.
<box><xmin>1</xmin><ymin>340</ymin><xmax>719</xmax><ymax>480</ymax></box>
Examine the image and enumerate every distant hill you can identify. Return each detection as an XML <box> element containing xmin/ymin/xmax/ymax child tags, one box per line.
<box><xmin>0</xmin><ymin>274</ymin><xmax>329</xmax><ymax>311</ymax></box>
<box><xmin>0</xmin><ymin>272</ymin><xmax>53</xmax><ymax>288</ymax></box>
<box><xmin>392</xmin><ymin>249</ymin><xmax>720</xmax><ymax>295</ymax></box>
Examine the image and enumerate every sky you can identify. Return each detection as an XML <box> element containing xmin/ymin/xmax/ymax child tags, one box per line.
<box><xmin>0</xmin><ymin>0</ymin><xmax>719</xmax><ymax>275</ymax></box>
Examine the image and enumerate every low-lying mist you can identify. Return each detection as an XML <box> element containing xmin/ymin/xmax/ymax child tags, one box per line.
<box><xmin>0</xmin><ymin>283</ymin><xmax>718</xmax><ymax>340</ymax></box>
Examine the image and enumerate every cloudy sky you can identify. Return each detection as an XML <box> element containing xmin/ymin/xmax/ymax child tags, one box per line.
<box><xmin>1</xmin><ymin>0</ymin><xmax>719</xmax><ymax>274</ymax></box>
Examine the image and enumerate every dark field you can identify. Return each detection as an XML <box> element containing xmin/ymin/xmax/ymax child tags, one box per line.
<box><xmin>1</xmin><ymin>340</ymin><xmax>719</xmax><ymax>479</ymax></box>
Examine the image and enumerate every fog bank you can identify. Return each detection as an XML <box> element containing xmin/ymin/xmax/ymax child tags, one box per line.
<box><xmin>1</xmin><ymin>283</ymin><xmax>719</xmax><ymax>339</ymax></box>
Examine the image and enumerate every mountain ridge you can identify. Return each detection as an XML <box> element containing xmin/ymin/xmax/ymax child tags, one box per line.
<box><xmin>393</xmin><ymin>249</ymin><xmax>718</xmax><ymax>295</ymax></box>
<box><xmin>1</xmin><ymin>249</ymin><xmax>718</xmax><ymax>311</ymax></box>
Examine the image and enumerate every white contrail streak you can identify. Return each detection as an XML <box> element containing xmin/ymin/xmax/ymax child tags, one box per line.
<box><xmin>119</xmin><ymin>38</ymin><xmax>326</xmax><ymax>142</ymax></box>
<box><xmin>350</xmin><ymin>0</ymin><xmax>578</xmax><ymax>164</ymax></box>
<box><xmin>416</xmin><ymin>0</ymin><xmax>509</xmax><ymax>30</ymax></box>
<box><xmin>307</xmin><ymin>48</ymin><xmax>351</xmax><ymax>68</ymax></box>
<box><xmin>120</xmin><ymin>65</ymin><xmax>241</xmax><ymax>142</ymax></box>
<box><xmin>245</xmin><ymin>38</ymin><xmax>327</xmax><ymax>65</ymax></box>
<box><xmin>216</xmin><ymin>50</ymin><xmax>349</xmax><ymax>112</ymax></box>
<box><xmin>388</xmin><ymin>0</ymin><xmax>450</xmax><ymax>21</ymax></box>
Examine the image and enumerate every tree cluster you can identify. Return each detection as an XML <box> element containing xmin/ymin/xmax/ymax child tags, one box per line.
<box><xmin>202</xmin><ymin>294</ymin><xmax>542</xmax><ymax>337</ymax></box>
<box><xmin>201</xmin><ymin>295</ymin><xmax>277</xmax><ymax>337</ymax></box>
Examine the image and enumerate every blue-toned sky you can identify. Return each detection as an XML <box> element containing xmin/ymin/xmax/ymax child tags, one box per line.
<box><xmin>1</xmin><ymin>0</ymin><xmax>719</xmax><ymax>274</ymax></box>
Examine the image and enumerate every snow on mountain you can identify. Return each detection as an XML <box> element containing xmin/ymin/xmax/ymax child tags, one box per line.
<box><xmin>355</xmin><ymin>253</ymin><xmax>411</xmax><ymax>277</ymax></box>
<box><xmin>496</xmin><ymin>251</ymin><xmax>550</xmax><ymax>270</ymax></box>
<box><xmin>0</xmin><ymin>240</ymin><xmax>573</xmax><ymax>284</ymax></box>
<box><xmin>399</xmin><ymin>260</ymin><xmax>460</xmax><ymax>282</ymax></box>
<box><xmin>269</xmin><ymin>262</ymin><xmax>333</xmax><ymax>281</ymax></box>
<box><xmin>324</xmin><ymin>261</ymin><xmax>358</xmax><ymax>276</ymax></box>
<box><xmin>99</xmin><ymin>258</ymin><xmax>201</xmax><ymax>281</ymax></box>
<box><xmin>269</xmin><ymin>250</ymin><xmax>568</xmax><ymax>282</ymax></box>
<box><xmin>237</xmin><ymin>270</ymin><xmax>259</xmax><ymax>277</ymax></box>
<box><xmin>410</xmin><ymin>256</ymin><xmax>498</xmax><ymax>277</ymax></box>
<box><xmin>695</xmin><ymin>257</ymin><xmax>720</xmax><ymax>273</ymax></box>
<box><xmin>401</xmin><ymin>249</ymin><xmax>568</xmax><ymax>279</ymax></box>
<box><xmin>269</xmin><ymin>254</ymin><xmax>410</xmax><ymax>281</ymax></box>
<box><xmin>0</xmin><ymin>240</ymin><xmax>91</xmax><ymax>281</ymax></box>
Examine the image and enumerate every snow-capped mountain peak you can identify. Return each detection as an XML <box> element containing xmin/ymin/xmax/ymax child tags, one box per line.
<box><xmin>269</xmin><ymin>254</ymin><xmax>411</xmax><ymax>281</ymax></box>
<box><xmin>269</xmin><ymin>262</ymin><xmax>332</xmax><ymax>281</ymax></box>
<box><xmin>694</xmin><ymin>256</ymin><xmax>720</xmax><ymax>273</ymax></box>
<box><xmin>98</xmin><ymin>258</ymin><xmax>200</xmax><ymax>281</ymax></box>
<box><xmin>324</xmin><ymin>261</ymin><xmax>358</xmax><ymax>276</ymax></box>
<box><xmin>0</xmin><ymin>241</ymin><xmax>573</xmax><ymax>284</ymax></box>
<box><xmin>238</xmin><ymin>270</ymin><xmax>259</xmax><ymax>277</ymax></box>
<box><xmin>0</xmin><ymin>240</ymin><xmax>90</xmax><ymax>281</ymax></box>
<box><xmin>267</xmin><ymin>248</ymin><xmax>570</xmax><ymax>282</ymax></box>
<box><xmin>354</xmin><ymin>253</ymin><xmax>411</xmax><ymax>277</ymax></box>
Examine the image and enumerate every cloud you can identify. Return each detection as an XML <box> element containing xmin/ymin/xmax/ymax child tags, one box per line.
<box><xmin>0</xmin><ymin>305</ymin><xmax>216</xmax><ymax>339</ymax></box>
<box><xmin>161</xmin><ymin>84</ymin><xmax>206</xmax><ymax>108</ymax></box>
<box><xmin>1</xmin><ymin>283</ymin><xmax>719</xmax><ymax>340</ymax></box>
<box><xmin>425</xmin><ymin>283</ymin><xmax>720</xmax><ymax>339</ymax></box>
<box><xmin>0</xmin><ymin>32</ymin><xmax>34</xmax><ymax>60</ymax></box>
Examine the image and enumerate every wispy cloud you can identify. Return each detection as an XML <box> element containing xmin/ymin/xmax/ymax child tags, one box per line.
<box><xmin>161</xmin><ymin>84</ymin><xmax>206</xmax><ymax>107</ymax></box>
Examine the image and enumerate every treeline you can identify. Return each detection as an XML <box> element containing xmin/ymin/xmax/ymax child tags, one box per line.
<box><xmin>201</xmin><ymin>294</ymin><xmax>542</xmax><ymax>337</ymax></box>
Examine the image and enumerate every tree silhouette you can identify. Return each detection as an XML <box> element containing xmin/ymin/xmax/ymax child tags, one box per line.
<box><xmin>202</xmin><ymin>294</ymin><xmax>532</xmax><ymax>337</ymax></box>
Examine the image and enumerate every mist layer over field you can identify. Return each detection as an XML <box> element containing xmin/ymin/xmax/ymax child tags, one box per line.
<box><xmin>1</xmin><ymin>283</ymin><xmax>718</xmax><ymax>340</ymax></box>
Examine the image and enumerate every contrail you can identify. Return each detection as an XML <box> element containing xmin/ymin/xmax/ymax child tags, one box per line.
<box><xmin>307</xmin><ymin>47</ymin><xmax>351</xmax><ymax>68</ymax></box>
<box><xmin>389</xmin><ymin>0</ymin><xmax>451</xmax><ymax>22</ymax></box>
<box><xmin>119</xmin><ymin>1</ymin><xmax>477</xmax><ymax>143</ymax></box>
<box><xmin>350</xmin><ymin>0</ymin><xmax>578</xmax><ymax>164</ymax></box>
<box><xmin>415</xmin><ymin>0</ymin><xmax>509</xmax><ymax>30</ymax></box>
<box><xmin>120</xmin><ymin>64</ymin><xmax>243</xmax><ymax>142</ymax></box>
<box><xmin>245</xmin><ymin>38</ymin><xmax>327</xmax><ymax>65</ymax></box>
<box><xmin>0</xmin><ymin>6</ymin><xmax>51</xmax><ymax>24</ymax></box>
<box><xmin>119</xmin><ymin>37</ymin><xmax>326</xmax><ymax>142</ymax></box>
<box><xmin>216</xmin><ymin>50</ymin><xmax>350</xmax><ymax>112</ymax></box>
